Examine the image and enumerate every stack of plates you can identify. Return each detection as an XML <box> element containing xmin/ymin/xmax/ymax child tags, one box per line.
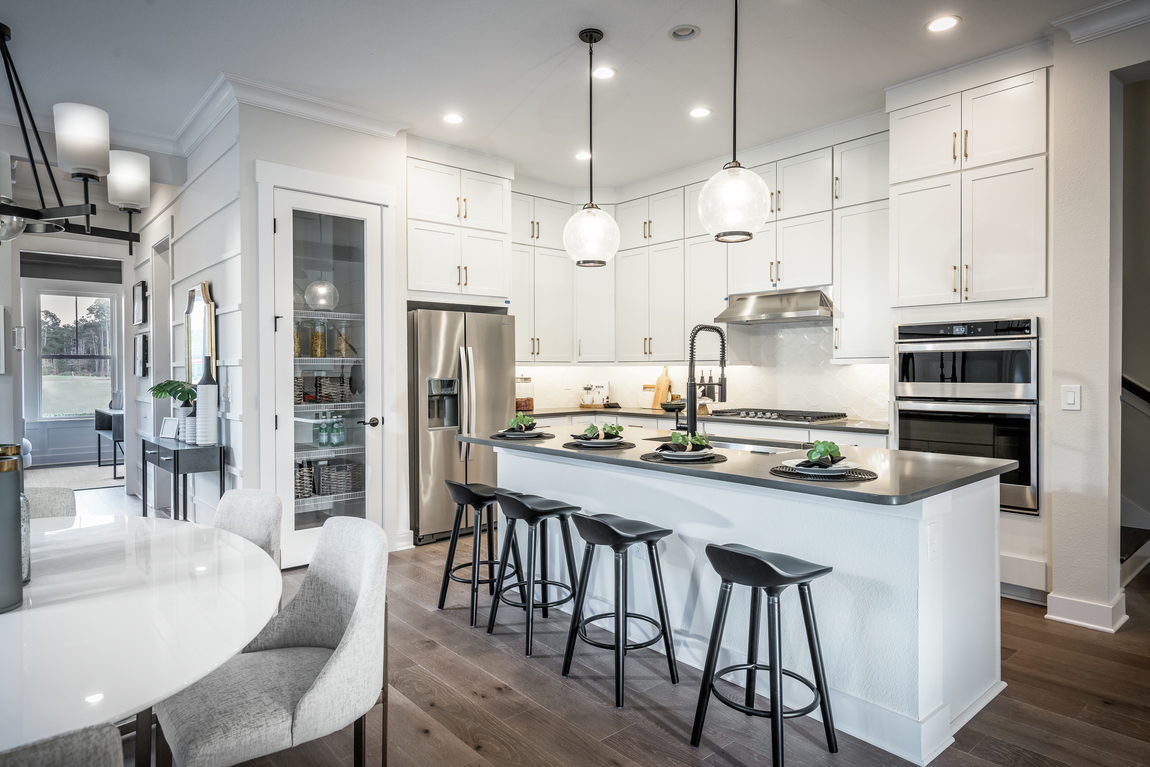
<box><xmin>659</xmin><ymin>448</ymin><xmax>715</xmax><ymax>462</ymax></box>
<box><xmin>780</xmin><ymin>458</ymin><xmax>860</xmax><ymax>476</ymax></box>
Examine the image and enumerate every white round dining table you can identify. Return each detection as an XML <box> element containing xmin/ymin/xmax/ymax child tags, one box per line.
<box><xmin>0</xmin><ymin>515</ymin><xmax>282</xmax><ymax>754</ymax></box>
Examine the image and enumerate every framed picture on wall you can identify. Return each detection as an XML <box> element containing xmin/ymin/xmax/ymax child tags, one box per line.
<box><xmin>132</xmin><ymin>280</ymin><xmax>148</xmax><ymax>325</ymax></box>
<box><xmin>134</xmin><ymin>333</ymin><xmax>149</xmax><ymax>377</ymax></box>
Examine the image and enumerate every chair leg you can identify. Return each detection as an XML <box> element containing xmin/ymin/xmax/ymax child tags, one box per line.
<box><xmin>437</xmin><ymin>504</ymin><xmax>465</xmax><ymax>610</ymax></box>
<box><xmin>135</xmin><ymin>706</ymin><xmax>151</xmax><ymax>767</ymax></box>
<box><xmin>690</xmin><ymin>581</ymin><xmax>732</xmax><ymax>748</ymax></box>
<box><xmin>563</xmin><ymin>543</ymin><xmax>596</xmax><ymax>677</ymax></box>
<box><xmin>746</xmin><ymin>587</ymin><xmax>761</xmax><ymax>714</ymax></box>
<box><xmin>508</xmin><ymin>527</ymin><xmax>528</xmax><ymax>605</ymax></box>
<box><xmin>487</xmin><ymin>518</ymin><xmax>517</xmax><ymax>634</ymax></box>
<box><xmin>560</xmin><ymin>515</ymin><xmax>580</xmax><ymax>597</ymax></box>
<box><xmin>354</xmin><ymin>712</ymin><xmax>366</xmax><ymax>767</ymax></box>
<box><xmin>486</xmin><ymin>503</ymin><xmax>497</xmax><ymax>595</ymax></box>
<box><xmin>470</xmin><ymin>506</ymin><xmax>483</xmax><ymax>628</ymax></box>
<box><xmin>768</xmin><ymin>592</ymin><xmax>784</xmax><ymax>767</ymax></box>
<box><xmin>614</xmin><ymin>549</ymin><xmax>627</xmax><ymax>708</ymax></box>
<box><xmin>539</xmin><ymin>518</ymin><xmax>549</xmax><ymax>619</ymax></box>
<box><xmin>156</xmin><ymin>718</ymin><xmax>172</xmax><ymax>767</ymax></box>
<box><xmin>525</xmin><ymin>524</ymin><xmax>538</xmax><ymax>656</ymax></box>
<box><xmin>648</xmin><ymin>542</ymin><xmax>679</xmax><ymax>685</ymax></box>
<box><xmin>799</xmin><ymin>582</ymin><xmax>838</xmax><ymax>754</ymax></box>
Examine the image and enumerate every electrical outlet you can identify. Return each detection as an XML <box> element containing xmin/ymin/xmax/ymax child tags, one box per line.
<box><xmin>633</xmin><ymin>544</ymin><xmax>648</xmax><ymax>561</ymax></box>
<box><xmin>564</xmin><ymin>379</ymin><xmax>570</xmax><ymax>390</ymax></box>
<box><xmin>927</xmin><ymin>521</ymin><xmax>941</xmax><ymax>561</ymax></box>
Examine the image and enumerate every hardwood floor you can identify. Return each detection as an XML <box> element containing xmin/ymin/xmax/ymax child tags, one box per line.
<box><xmin>130</xmin><ymin>534</ymin><xmax>1150</xmax><ymax>766</ymax></box>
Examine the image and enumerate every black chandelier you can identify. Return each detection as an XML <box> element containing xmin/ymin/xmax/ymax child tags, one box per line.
<box><xmin>0</xmin><ymin>22</ymin><xmax>144</xmax><ymax>250</ymax></box>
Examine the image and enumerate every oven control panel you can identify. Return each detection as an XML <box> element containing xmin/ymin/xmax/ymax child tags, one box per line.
<box><xmin>897</xmin><ymin>318</ymin><xmax>1035</xmax><ymax>341</ymax></box>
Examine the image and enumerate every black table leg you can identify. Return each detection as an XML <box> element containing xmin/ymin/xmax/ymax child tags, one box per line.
<box><xmin>96</xmin><ymin>436</ymin><xmax>102</xmax><ymax>468</ymax></box>
<box><xmin>113</xmin><ymin>441</ymin><xmax>121</xmax><ymax>480</ymax></box>
<box><xmin>135</xmin><ymin>706</ymin><xmax>152</xmax><ymax>767</ymax></box>
<box><xmin>220</xmin><ymin>447</ymin><xmax>225</xmax><ymax>497</ymax></box>
<box><xmin>141</xmin><ymin>440</ymin><xmax>148</xmax><ymax>518</ymax></box>
<box><xmin>182</xmin><ymin>474</ymin><xmax>189</xmax><ymax>521</ymax></box>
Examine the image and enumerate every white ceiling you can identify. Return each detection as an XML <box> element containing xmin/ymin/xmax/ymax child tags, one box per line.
<box><xmin>2</xmin><ymin>0</ymin><xmax>1095</xmax><ymax>188</ymax></box>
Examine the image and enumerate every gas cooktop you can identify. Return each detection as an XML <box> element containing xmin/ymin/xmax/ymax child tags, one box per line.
<box><xmin>709</xmin><ymin>408</ymin><xmax>848</xmax><ymax>423</ymax></box>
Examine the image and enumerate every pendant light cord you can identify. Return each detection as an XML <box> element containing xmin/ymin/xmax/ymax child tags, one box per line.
<box><xmin>731</xmin><ymin>0</ymin><xmax>739</xmax><ymax>165</ymax></box>
<box><xmin>588</xmin><ymin>41</ymin><xmax>594</xmax><ymax>205</ymax></box>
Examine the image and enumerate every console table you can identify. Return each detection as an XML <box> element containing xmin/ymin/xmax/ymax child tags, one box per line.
<box><xmin>141</xmin><ymin>436</ymin><xmax>225</xmax><ymax>521</ymax></box>
<box><xmin>94</xmin><ymin>408</ymin><xmax>124</xmax><ymax>479</ymax></box>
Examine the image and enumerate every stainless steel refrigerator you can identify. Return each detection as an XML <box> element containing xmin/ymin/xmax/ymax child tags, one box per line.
<box><xmin>408</xmin><ymin>309</ymin><xmax>515</xmax><ymax>544</ymax></box>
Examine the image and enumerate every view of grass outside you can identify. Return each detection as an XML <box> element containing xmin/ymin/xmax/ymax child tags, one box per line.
<box><xmin>40</xmin><ymin>294</ymin><xmax>113</xmax><ymax>418</ymax></box>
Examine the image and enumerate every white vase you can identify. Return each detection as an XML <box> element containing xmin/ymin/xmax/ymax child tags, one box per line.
<box><xmin>197</xmin><ymin>385</ymin><xmax>218</xmax><ymax>446</ymax></box>
<box><xmin>184</xmin><ymin>416</ymin><xmax>197</xmax><ymax>445</ymax></box>
<box><xmin>176</xmin><ymin>404</ymin><xmax>193</xmax><ymax>442</ymax></box>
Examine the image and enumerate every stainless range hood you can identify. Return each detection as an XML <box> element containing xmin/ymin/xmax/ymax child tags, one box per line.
<box><xmin>714</xmin><ymin>287</ymin><xmax>833</xmax><ymax>325</ymax></box>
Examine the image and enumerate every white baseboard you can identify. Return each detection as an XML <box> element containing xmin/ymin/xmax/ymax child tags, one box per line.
<box><xmin>1000</xmin><ymin>553</ymin><xmax>1047</xmax><ymax>591</ymax></box>
<box><xmin>1000</xmin><ymin>582</ymin><xmax>1047</xmax><ymax>605</ymax></box>
<box><xmin>1046</xmin><ymin>591</ymin><xmax>1129</xmax><ymax>633</ymax></box>
<box><xmin>390</xmin><ymin>529</ymin><xmax>415</xmax><ymax>551</ymax></box>
<box><xmin>1122</xmin><ymin>537</ymin><xmax>1150</xmax><ymax>586</ymax></box>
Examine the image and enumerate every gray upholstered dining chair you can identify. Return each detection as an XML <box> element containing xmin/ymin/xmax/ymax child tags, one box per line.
<box><xmin>211</xmin><ymin>489</ymin><xmax>282</xmax><ymax>567</ymax></box>
<box><xmin>155</xmin><ymin>516</ymin><xmax>388</xmax><ymax>767</ymax></box>
<box><xmin>0</xmin><ymin>722</ymin><xmax>122</xmax><ymax>767</ymax></box>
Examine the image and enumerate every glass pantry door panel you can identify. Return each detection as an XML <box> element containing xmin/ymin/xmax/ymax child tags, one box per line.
<box><xmin>275</xmin><ymin>190</ymin><xmax>383</xmax><ymax>567</ymax></box>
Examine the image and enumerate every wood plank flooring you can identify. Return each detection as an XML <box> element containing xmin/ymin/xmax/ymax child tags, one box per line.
<box><xmin>129</xmin><ymin>534</ymin><xmax>1150</xmax><ymax>767</ymax></box>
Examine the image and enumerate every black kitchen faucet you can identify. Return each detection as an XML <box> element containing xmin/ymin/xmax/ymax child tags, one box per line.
<box><xmin>685</xmin><ymin>324</ymin><xmax>727</xmax><ymax>437</ymax></box>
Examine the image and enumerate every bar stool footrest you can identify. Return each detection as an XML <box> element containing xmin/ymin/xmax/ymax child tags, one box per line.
<box><xmin>577</xmin><ymin>612</ymin><xmax>663</xmax><ymax>651</ymax></box>
<box><xmin>497</xmin><ymin>579</ymin><xmax>574</xmax><ymax>610</ymax></box>
<box><xmin>711</xmin><ymin>663</ymin><xmax>821</xmax><ymax>719</ymax></box>
<box><xmin>448</xmin><ymin>560</ymin><xmax>514</xmax><ymax>586</ymax></box>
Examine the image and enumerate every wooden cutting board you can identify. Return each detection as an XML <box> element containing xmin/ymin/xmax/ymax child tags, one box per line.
<box><xmin>652</xmin><ymin>366</ymin><xmax>671</xmax><ymax>408</ymax></box>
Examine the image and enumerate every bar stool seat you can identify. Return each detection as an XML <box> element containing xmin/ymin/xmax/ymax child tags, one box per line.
<box><xmin>488</xmin><ymin>493</ymin><xmax>581</xmax><ymax>656</ymax></box>
<box><xmin>690</xmin><ymin>543</ymin><xmax>838</xmax><ymax>765</ymax></box>
<box><xmin>562</xmin><ymin>513</ymin><xmax>679</xmax><ymax>708</ymax></box>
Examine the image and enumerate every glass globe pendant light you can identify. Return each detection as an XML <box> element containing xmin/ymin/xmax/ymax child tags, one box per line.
<box><xmin>697</xmin><ymin>0</ymin><xmax>771</xmax><ymax>243</ymax></box>
<box><xmin>563</xmin><ymin>28</ymin><xmax>620</xmax><ymax>268</ymax></box>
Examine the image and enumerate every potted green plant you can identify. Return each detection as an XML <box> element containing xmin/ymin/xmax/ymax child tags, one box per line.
<box><xmin>150</xmin><ymin>380</ymin><xmax>197</xmax><ymax>441</ymax></box>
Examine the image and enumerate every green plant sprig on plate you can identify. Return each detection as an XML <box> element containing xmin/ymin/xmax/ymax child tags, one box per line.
<box><xmin>508</xmin><ymin>411</ymin><xmax>536</xmax><ymax>431</ymax></box>
<box><xmin>806</xmin><ymin>440</ymin><xmax>841</xmax><ymax>461</ymax></box>
<box><xmin>671</xmin><ymin>430</ymin><xmax>710</xmax><ymax>449</ymax></box>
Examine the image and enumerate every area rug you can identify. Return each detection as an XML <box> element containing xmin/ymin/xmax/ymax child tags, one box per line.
<box><xmin>23</xmin><ymin>463</ymin><xmax>125</xmax><ymax>491</ymax></box>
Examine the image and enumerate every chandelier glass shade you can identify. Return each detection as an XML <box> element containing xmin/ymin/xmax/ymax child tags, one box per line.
<box><xmin>108</xmin><ymin>150</ymin><xmax>151</xmax><ymax>211</ymax></box>
<box><xmin>53</xmin><ymin>103</ymin><xmax>110</xmax><ymax>178</ymax></box>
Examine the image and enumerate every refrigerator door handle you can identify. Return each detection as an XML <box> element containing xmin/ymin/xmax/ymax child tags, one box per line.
<box><xmin>466</xmin><ymin>345</ymin><xmax>478</xmax><ymax>461</ymax></box>
<box><xmin>458</xmin><ymin>346</ymin><xmax>470</xmax><ymax>462</ymax></box>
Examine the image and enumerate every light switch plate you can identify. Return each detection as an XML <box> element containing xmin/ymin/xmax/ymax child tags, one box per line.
<box><xmin>1062</xmin><ymin>385</ymin><xmax>1082</xmax><ymax>411</ymax></box>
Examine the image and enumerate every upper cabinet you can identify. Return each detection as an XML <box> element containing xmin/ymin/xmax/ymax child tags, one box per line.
<box><xmin>727</xmin><ymin>224</ymin><xmax>776</xmax><ymax>295</ymax></box>
<box><xmin>889</xmin><ymin>94</ymin><xmax>961</xmax><ymax>185</ymax></box>
<box><xmin>615</xmin><ymin>242</ymin><xmax>685</xmax><ymax>362</ymax></box>
<box><xmin>511</xmin><ymin>245</ymin><xmax>574</xmax><ymax>362</ymax></box>
<box><xmin>833</xmin><ymin>134</ymin><xmax>889</xmax><ymax>209</ymax></box>
<box><xmin>575</xmin><ymin>259</ymin><xmax>615</xmax><ymax>362</ymax></box>
<box><xmin>510</xmin><ymin>193</ymin><xmax>569</xmax><ymax>249</ymax></box>
<box><xmin>408</xmin><ymin>159</ymin><xmax>511</xmax><ymax>233</ymax></box>
<box><xmin>776</xmin><ymin>212</ymin><xmax>833</xmax><ymax>290</ymax></box>
<box><xmin>775</xmin><ymin>148</ymin><xmax>833</xmax><ymax>220</ymax></box>
<box><xmin>685</xmin><ymin>236</ymin><xmax>729</xmax><ymax>362</ymax></box>
<box><xmin>833</xmin><ymin>200</ymin><xmax>891</xmax><ymax>361</ymax></box>
<box><xmin>616</xmin><ymin>188</ymin><xmax>685</xmax><ymax>250</ymax></box>
<box><xmin>890</xmin><ymin>174</ymin><xmax>961</xmax><ymax>307</ymax></box>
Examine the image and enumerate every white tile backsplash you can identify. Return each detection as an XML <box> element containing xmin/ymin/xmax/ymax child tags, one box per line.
<box><xmin>519</xmin><ymin>325</ymin><xmax>891</xmax><ymax>422</ymax></box>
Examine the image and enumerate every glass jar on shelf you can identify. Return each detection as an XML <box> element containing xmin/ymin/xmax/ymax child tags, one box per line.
<box><xmin>310</xmin><ymin>318</ymin><xmax>327</xmax><ymax>358</ymax></box>
<box><xmin>293</xmin><ymin>319</ymin><xmax>302</xmax><ymax>358</ymax></box>
<box><xmin>335</xmin><ymin>320</ymin><xmax>352</xmax><ymax>358</ymax></box>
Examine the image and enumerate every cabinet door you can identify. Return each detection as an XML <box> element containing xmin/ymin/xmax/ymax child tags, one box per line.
<box><xmin>533</xmin><ymin>197</ymin><xmax>571</xmax><ymax>250</ymax></box>
<box><xmin>961</xmin><ymin>69</ymin><xmax>1047</xmax><ymax>170</ymax></box>
<box><xmin>833</xmin><ymin>201</ymin><xmax>890</xmax><ymax>361</ymax></box>
<box><xmin>648</xmin><ymin>240</ymin><xmax>685</xmax><ymax>361</ymax></box>
<box><xmin>407</xmin><ymin>159</ymin><xmax>461</xmax><ymax>225</ymax></box>
<box><xmin>834</xmin><ymin>133</ymin><xmax>890</xmax><ymax>208</ymax></box>
<box><xmin>532</xmin><ymin>248</ymin><xmax>574</xmax><ymax>362</ymax></box>
<box><xmin>777</xmin><ymin>212</ymin><xmax>832</xmax><ymax>289</ymax></box>
<box><xmin>776</xmin><ymin>148</ymin><xmax>832</xmax><ymax>220</ymax></box>
<box><xmin>407</xmin><ymin>219</ymin><xmax>461</xmax><ymax>293</ymax></box>
<box><xmin>756</xmin><ymin>163</ymin><xmax>777</xmax><ymax>224</ymax></box>
<box><xmin>575</xmin><ymin>258</ymin><xmax>615</xmax><ymax>362</ymax></box>
<box><xmin>615</xmin><ymin>247</ymin><xmax>650</xmax><ymax>361</ymax></box>
<box><xmin>685</xmin><ymin>181</ymin><xmax>707</xmax><ymax>238</ymax></box>
<box><xmin>510</xmin><ymin>244</ymin><xmax>534</xmax><ymax>362</ymax></box>
<box><xmin>648</xmin><ymin>188</ymin><xmax>685</xmax><ymax>244</ymax></box>
<box><xmin>685</xmin><ymin>236</ymin><xmax>729</xmax><ymax>361</ymax></box>
<box><xmin>616</xmin><ymin>198</ymin><xmax>649</xmax><ymax>251</ymax></box>
<box><xmin>511</xmin><ymin>193</ymin><xmax>535</xmax><ymax>245</ymax></box>
<box><xmin>889</xmin><ymin>94</ymin><xmax>961</xmax><ymax>184</ymax></box>
<box><xmin>727</xmin><ymin>224</ymin><xmax>777</xmax><ymax>293</ymax></box>
<box><xmin>461</xmin><ymin>229</ymin><xmax>509</xmax><ymax>297</ymax></box>
<box><xmin>460</xmin><ymin>170</ymin><xmax>510</xmax><ymax>233</ymax></box>
<box><xmin>890</xmin><ymin>173</ymin><xmax>961</xmax><ymax>306</ymax></box>
<box><xmin>961</xmin><ymin>156</ymin><xmax>1046</xmax><ymax>302</ymax></box>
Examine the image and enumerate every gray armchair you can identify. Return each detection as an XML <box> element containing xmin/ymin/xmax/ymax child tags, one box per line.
<box><xmin>212</xmin><ymin>489</ymin><xmax>282</xmax><ymax>567</ymax></box>
<box><xmin>0</xmin><ymin>723</ymin><xmax>121</xmax><ymax>767</ymax></box>
<box><xmin>155</xmin><ymin>517</ymin><xmax>388</xmax><ymax>767</ymax></box>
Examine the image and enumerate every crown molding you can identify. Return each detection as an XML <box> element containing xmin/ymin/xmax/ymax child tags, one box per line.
<box><xmin>1051</xmin><ymin>0</ymin><xmax>1150</xmax><ymax>43</ymax></box>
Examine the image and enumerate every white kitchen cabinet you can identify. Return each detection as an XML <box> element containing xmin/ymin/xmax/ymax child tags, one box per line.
<box><xmin>727</xmin><ymin>223</ymin><xmax>776</xmax><ymax>294</ymax></box>
<box><xmin>532</xmin><ymin>248</ymin><xmax>574</xmax><ymax>362</ymax></box>
<box><xmin>617</xmin><ymin>198</ymin><xmax>650</xmax><ymax>252</ymax></box>
<box><xmin>834</xmin><ymin>134</ymin><xmax>889</xmax><ymax>209</ymax></box>
<box><xmin>595</xmin><ymin>414</ymin><xmax>619</xmax><ymax>427</ymax></box>
<box><xmin>686</xmin><ymin>236</ymin><xmax>729</xmax><ymax>361</ymax></box>
<box><xmin>510</xmin><ymin>244</ymin><xmax>535</xmax><ymax>362</ymax></box>
<box><xmin>534</xmin><ymin>197</ymin><xmax>571</xmax><ymax>251</ymax></box>
<box><xmin>706</xmin><ymin>422</ymin><xmax>810</xmax><ymax>443</ymax></box>
<box><xmin>407</xmin><ymin>219</ymin><xmax>462</xmax><ymax>293</ymax></box>
<box><xmin>776</xmin><ymin>212</ymin><xmax>832</xmax><ymax>290</ymax></box>
<box><xmin>775</xmin><ymin>148</ymin><xmax>832</xmax><ymax>220</ymax></box>
<box><xmin>615</xmin><ymin>247</ymin><xmax>650</xmax><ymax>362</ymax></box>
<box><xmin>407</xmin><ymin>159</ymin><xmax>462</xmax><ymax>226</ymax></box>
<box><xmin>619</xmin><ymin>415</ymin><xmax>660</xmax><ymax>429</ymax></box>
<box><xmin>575</xmin><ymin>258</ymin><xmax>615</xmax><ymax>362</ymax></box>
<box><xmin>649</xmin><ymin>188</ymin><xmax>685</xmax><ymax>244</ymax></box>
<box><xmin>814</xmin><ymin>429</ymin><xmax>888</xmax><ymax>449</ymax></box>
<box><xmin>511</xmin><ymin>193</ymin><xmax>535</xmax><ymax>245</ymax></box>
<box><xmin>657</xmin><ymin>418</ymin><xmax>679</xmax><ymax>430</ymax></box>
<box><xmin>890</xmin><ymin>173</ymin><xmax>961</xmax><ymax>307</ymax></box>
<box><xmin>685</xmin><ymin>181</ymin><xmax>707</xmax><ymax>238</ymax></box>
<box><xmin>531</xmin><ymin>415</ymin><xmax>570</xmax><ymax>430</ymax></box>
<box><xmin>461</xmin><ymin>228</ymin><xmax>509</xmax><ymax>296</ymax></box>
<box><xmin>889</xmin><ymin>94</ymin><xmax>962</xmax><ymax>184</ymax></box>
<box><xmin>961</xmin><ymin>156</ymin><xmax>1047</xmax><ymax>303</ymax></box>
<box><xmin>961</xmin><ymin>70</ymin><xmax>1047</xmax><ymax>171</ymax></box>
<box><xmin>460</xmin><ymin>170</ymin><xmax>511</xmax><ymax>233</ymax></box>
<box><xmin>648</xmin><ymin>240</ymin><xmax>686</xmax><ymax>361</ymax></box>
<box><xmin>832</xmin><ymin>200</ymin><xmax>891</xmax><ymax>361</ymax></box>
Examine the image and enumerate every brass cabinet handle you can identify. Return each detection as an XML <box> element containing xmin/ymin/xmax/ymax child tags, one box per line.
<box><xmin>464</xmin><ymin>266</ymin><xmax>468</xmax><ymax>286</ymax></box>
<box><xmin>952</xmin><ymin>133</ymin><xmax>957</xmax><ymax>161</ymax></box>
<box><xmin>770</xmin><ymin>191</ymin><xmax>775</xmax><ymax>213</ymax></box>
<box><xmin>952</xmin><ymin>265</ymin><xmax>957</xmax><ymax>292</ymax></box>
<box><xmin>457</xmin><ymin>265</ymin><xmax>461</xmax><ymax>285</ymax></box>
<box><xmin>770</xmin><ymin>260</ymin><xmax>775</xmax><ymax>282</ymax></box>
<box><xmin>457</xmin><ymin>197</ymin><xmax>461</xmax><ymax>217</ymax></box>
<box><xmin>643</xmin><ymin>221</ymin><xmax>648</xmax><ymax>239</ymax></box>
<box><xmin>777</xmin><ymin>190</ymin><xmax>782</xmax><ymax>211</ymax></box>
<box><xmin>464</xmin><ymin>198</ymin><xmax>468</xmax><ymax>219</ymax></box>
<box><xmin>834</xmin><ymin>177</ymin><xmax>839</xmax><ymax>200</ymax></box>
<box><xmin>834</xmin><ymin>327</ymin><xmax>839</xmax><ymax>349</ymax></box>
<box><xmin>963</xmin><ymin>130</ymin><xmax>969</xmax><ymax>159</ymax></box>
<box><xmin>537</xmin><ymin>337</ymin><xmax>541</xmax><ymax>354</ymax></box>
<box><xmin>648</xmin><ymin>337</ymin><xmax>653</xmax><ymax>355</ymax></box>
<box><xmin>776</xmin><ymin>259</ymin><xmax>782</xmax><ymax>282</ymax></box>
<box><xmin>579</xmin><ymin>339</ymin><xmax>582</xmax><ymax>356</ymax></box>
<box><xmin>648</xmin><ymin>220</ymin><xmax>653</xmax><ymax>239</ymax></box>
<box><xmin>964</xmin><ymin>264</ymin><xmax>969</xmax><ymax>293</ymax></box>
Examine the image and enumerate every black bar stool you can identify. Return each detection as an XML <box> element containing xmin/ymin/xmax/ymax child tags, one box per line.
<box><xmin>488</xmin><ymin>492</ymin><xmax>581</xmax><ymax>656</ymax></box>
<box><xmin>440</xmin><ymin>481</ymin><xmax>524</xmax><ymax>628</ymax></box>
<box><xmin>690</xmin><ymin>543</ymin><xmax>838</xmax><ymax>765</ymax></box>
<box><xmin>562</xmin><ymin>513</ymin><xmax>679</xmax><ymax>709</ymax></box>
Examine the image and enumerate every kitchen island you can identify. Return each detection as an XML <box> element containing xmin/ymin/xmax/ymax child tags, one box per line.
<box><xmin>458</xmin><ymin>428</ymin><xmax>1016</xmax><ymax>766</ymax></box>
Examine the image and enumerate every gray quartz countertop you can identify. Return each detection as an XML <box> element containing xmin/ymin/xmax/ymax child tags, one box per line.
<box><xmin>524</xmin><ymin>406</ymin><xmax>889</xmax><ymax>435</ymax></box>
<box><xmin>459</xmin><ymin>428</ymin><xmax>1014</xmax><ymax>506</ymax></box>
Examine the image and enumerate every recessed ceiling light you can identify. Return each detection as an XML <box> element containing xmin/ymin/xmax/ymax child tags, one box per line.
<box><xmin>927</xmin><ymin>16</ymin><xmax>959</xmax><ymax>32</ymax></box>
<box><xmin>669</xmin><ymin>24</ymin><xmax>701</xmax><ymax>41</ymax></box>
<box><xmin>575</xmin><ymin>151</ymin><xmax>592</xmax><ymax>160</ymax></box>
<box><xmin>592</xmin><ymin>67</ymin><xmax>616</xmax><ymax>79</ymax></box>
<box><xmin>85</xmin><ymin>694</ymin><xmax>104</xmax><ymax>704</ymax></box>
<box><xmin>690</xmin><ymin>107</ymin><xmax>712</xmax><ymax>118</ymax></box>
<box><xmin>443</xmin><ymin>114</ymin><xmax>463</xmax><ymax>124</ymax></box>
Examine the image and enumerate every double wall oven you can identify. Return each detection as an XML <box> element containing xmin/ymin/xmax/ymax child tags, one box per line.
<box><xmin>893</xmin><ymin>318</ymin><xmax>1039</xmax><ymax>514</ymax></box>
